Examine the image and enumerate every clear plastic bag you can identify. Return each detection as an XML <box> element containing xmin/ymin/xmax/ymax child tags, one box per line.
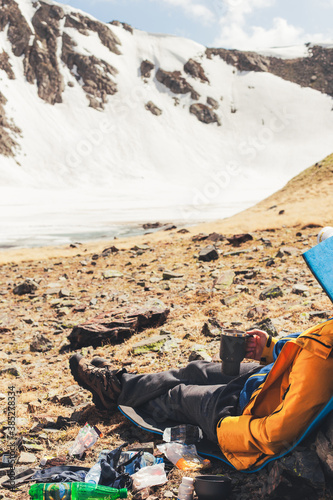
<box><xmin>68</xmin><ymin>423</ymin><xmax>102</xmax><ymax>458</ymax></box>
<box><xmin>131</xmin><ymin>463</ymin><xmax>167</xmax><ymax>490</ymax></box>
<box><xmin>157</xmin><ymin>443</ymin><xmax>210</xmax><ymax>471</ymax></box>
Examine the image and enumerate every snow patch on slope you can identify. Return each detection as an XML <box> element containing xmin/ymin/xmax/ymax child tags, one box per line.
<box><xmin>1</xmin><ymin>0</ymin><xmax>333</xmax><ymax>247</ymax></box>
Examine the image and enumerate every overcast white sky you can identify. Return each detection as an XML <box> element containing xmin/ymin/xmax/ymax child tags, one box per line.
<box><xmin>63</xmin><ymin>0</ymin><xmax>333</xmax><ymax>49</ymax></box>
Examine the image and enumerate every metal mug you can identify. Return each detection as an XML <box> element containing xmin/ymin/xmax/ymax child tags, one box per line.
<box><xmin>220</xmin><ymin>329</ymin><xmax>248</xmax><ymax>376</ymax></box>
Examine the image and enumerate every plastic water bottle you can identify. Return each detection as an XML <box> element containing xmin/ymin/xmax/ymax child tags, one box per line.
<box><xmin>28</xmin><ymin>482</ymin><xmax>127</xmax><ymax>500</ymax></box>
<box><xmin>85</xmin><ymin>462</ymin><xmax>102</xmax><ymax>485</ymax></box>
<box><xmin>177</xmin><ymin>477</ymin><xmax>194</xmax><ymax>500</ymax></box>
<box><xmin>317</xmin><ymin>227</ymin><xmax>333</xmax><ymax>244</ymax></box>
<box><xmin>85</xmin><ymin>449</ymin><xmax>112</xmax><ymax>484</ymax></box>
<box><xmin>163</xmin><ymin>425</ymin><xmax>203</xmax><ymax>444</ymax></box>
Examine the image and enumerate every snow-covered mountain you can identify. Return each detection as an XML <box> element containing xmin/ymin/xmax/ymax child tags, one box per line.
<box><xmin>0</xmin><ymin>0</ymin><xmax>333</xmax><ymax>247</ymax></box>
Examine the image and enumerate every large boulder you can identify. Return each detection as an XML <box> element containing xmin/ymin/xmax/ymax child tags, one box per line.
<box><xmin>68</xmin><ymin>300</ymin><xmax>170</xmax><ymax>348</ymax></box>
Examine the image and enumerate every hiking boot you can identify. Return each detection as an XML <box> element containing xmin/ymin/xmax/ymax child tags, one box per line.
<box><xmin>69</xmin><ymin>354</ymin><xmax>122</xmax><ymax>410</ymax></box>
<box><xmin>91</xmin><ymin>356</ymin><xmax>112</xmax><ymax>368</ymax></box>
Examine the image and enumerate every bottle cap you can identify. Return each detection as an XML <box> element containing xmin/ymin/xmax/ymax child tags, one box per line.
<box><xmin>317</xmin><ymin>226</ymin><xmax>333</xmax><ymax>244</ymax></box>
<box><xmin>182</xmin><ymin>477</ymin><xmax>194</xmax><ymax>485</ymax></box>
<box><xmin>119</xmin><ymin>488</ymin><xmax>128</xmax><ymax>498</ymax></box>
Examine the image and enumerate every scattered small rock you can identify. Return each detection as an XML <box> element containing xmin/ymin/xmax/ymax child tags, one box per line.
<box><xmin>140</xmin><ymin>59</ymin><xmax>154</xmax><ymax>78</ymax></box>
<box><xmin>18</xmin><ymin>452</ymin><xmax>37</xmax><ymax>464</ymax></box>
<box><xmin>292</xmin><ymin>284</ymin><xmax>309</xmax><ymax>296</ymax></box>
<box><xmin>102</xmin><ymin>246</ymin><xmax>119</xmax><ymax>257</ymax></box>
<box><xmin>259</xmin><ymin>285</ymin><xmax>283</xmax><ymax>300</ymax></box>
<box><xmin>189</xmin><ymin>344</ymin><xmax>212</xmax><ymax>362</ymax></box>
<box><xmin>132</xmin><ymin>335</ymin><xmax>170</xmax><ymax>355</ymax></box>
<box><xmin>162</xmin><ymin>270</ymin><xmax>184</xmax><ymax>280</ymax></box>
<box><xmin>30</xmin><ymin>333</ymin><xmax>53</xmax><ymax>352</ymax></box>
<box><xmin>13</xmin><ymin>279</ymin><xmax>38</xmax><ymax>295</ymax></box>
<box><xmin>221</xmin><ymin>294</ymin><xmax>239</xmax><ymax>306</ymax></box>
<box><xmin>103</xmin><ymin>270</ymin><xmax>123</xmax><ymax>279</ymax></box>
<box><xmin>226</xmin><ymin>233</ymin><xmax>253</xmax><ymax>246</ymax></box>
<box><xmin>192</xmin><ymin>233</ymin><xmax>209</xmax><ymax>241</ymax></box>
<box><xmin>250</xmin><ymin>318</ymin><xmax>278</xmax><ymax>337</ymax></box>
<box><xmin>276</xmin><ymin>246</ymin><xmax>299</xmax><ymax>258</ymax></box>
<box><xmin>199</xmin><ymin>246</ymin><xmax>219</xmax><ymax>262</ymax></box>
<box><xmin>201</xmin><ymin>322</ymin><xmax>220</xmax><ymax>337</ymax></box>
<box><xmin>189</xmin><ymin>103</ymin><xmax>220</xmax><ymax>125</ymax></box>
<box><xmin>0</xmin><ymin>365</ymin><xmax>22</xmax><ymax>377</ymax></box>
<box><xmin>214</xmin><ymin>270</ymin><xmax>235</xmax><ymax>290</ymax></box>
<box><xmin>145</xmin><ymin>101</ymin><xmax>162</xmax><ymax>116</ymax></box>
<box><xmin>206</xmin><ymin>232</ymin><xmax>225</xmax><ymax>242</ymax></box>
<box><xmin>27</xmin><ymin>401</ymin><xmax>41</xmax><ymax>413</ymax></box>
<box><xmin>142</xmin><ymin>222</ymin><xmax>162</xmax><ymax>229</ymax></box>
<box><xmin>246</xmin><ymin>305</ymin><xmax>269</xmax><ymax>320</ymax></box>
<box><xmin>206</xmin><ymin>96</ymin><xmax>219</xmax><ymax>109</ymax></box>
<box><xmin>163</xmin><ymin>224</ymin><xmax>177</xmax><ymax>231</ymax></box>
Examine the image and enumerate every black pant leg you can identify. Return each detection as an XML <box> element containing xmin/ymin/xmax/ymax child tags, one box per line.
<box><xmin>118</xmin><ymin>360</ymin><xmax>258</xmax><ymax>408</ymax></box>
<box><xmin>141</xmin><ymin>368</ymin><xmax>259</xmax><ymax>442</ymax></box>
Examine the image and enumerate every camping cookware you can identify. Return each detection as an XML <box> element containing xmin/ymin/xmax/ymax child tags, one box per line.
<box><xmin>194</xmin><ymin>474</ymin><xmax>232</xmax><ymax>500</ymax></box>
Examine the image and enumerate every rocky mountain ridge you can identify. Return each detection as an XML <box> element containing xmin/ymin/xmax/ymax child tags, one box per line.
<box><xmin>206</xmin><ymin>45</ymin><xmax>333</xmax><ymax>98</ymax></box>
<box><xmin>1</xmin><ymin>0</ymin><xmax>333</xmax><ymax>159</ymax></box>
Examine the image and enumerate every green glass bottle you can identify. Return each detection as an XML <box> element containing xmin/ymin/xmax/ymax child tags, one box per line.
<box><xmin>29</xmin><ymin>482</ymin><xmax>127</xmax><ymax>500</ymax></box>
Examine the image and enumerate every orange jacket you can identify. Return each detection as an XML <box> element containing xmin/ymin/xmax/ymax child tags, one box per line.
<box><xmin>216</xmin><ymin>319</ymin><xmax>333</xmax><ymax>470</ymax></box>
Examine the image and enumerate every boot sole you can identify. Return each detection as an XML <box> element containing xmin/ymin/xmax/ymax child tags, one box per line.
<box><xmin>69</xmin><ymin>354</ymin><xmax>105</xmax><ymax>410</ymax></box>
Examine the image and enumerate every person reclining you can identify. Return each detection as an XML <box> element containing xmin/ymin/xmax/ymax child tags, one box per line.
<box><xmin>70</xmin><ymin>318</ymin><xmax>333</xmax><ymax>470</ymax></box>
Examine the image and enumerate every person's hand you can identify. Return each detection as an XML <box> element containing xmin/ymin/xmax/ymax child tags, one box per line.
<box><xmin>245</xmin><ymin>329</ymin><xmax>269</xmax><ymax>361</ymax></box>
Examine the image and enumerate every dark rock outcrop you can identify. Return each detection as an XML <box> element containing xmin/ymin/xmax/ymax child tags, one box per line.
<box><xmin>140</xmin><ymin>59</ymin><xmax>155</xmax><ymax>78</ymax></box>
<box><xmin>65</xmin><ymin>13</ymin><xmax>121</xmax><ymax>53</ymax></box>
<box><xmin>0</xmin><ymin>0</ymin><xmax>32</xmax><ymax>57</ymax></box>
<box><xmin>206</xmin><ymin>45</ymin><xmax>333</xmax><ymax>98</ymax></box>
<box><xmin>156</xmin><ymin>68</ymin><xmax>200</xmax><ymax>100</ymax></box>
<box><xmin>24</xmin><ymin>2</ymin><xmax>65</xmax><ymax>105</ymax></box>
<box><xmin>0</xmin><ymin>91</ymin><xmax>20</xmax><ymax>157</ymax></box>
<box><xmin>145</xmin><ymin>101</ymin><xmax>162</xmax><ymax>116</ymax></box>
<box><xmin>184</xmin><ymin>58</ymin><xmax>209</xmax><ymax>83</ymax></box>
<box><xmin>109</xmin><ymin>20</ymin><xmax>133</xmax><ymax>34</ymax></box>
<box><xmin>0</xmin><ymin>0</ymin><xmax>120</xmax><ymax>108</ymax></box>
<box><xmin>0</xmin><ymin>51</ymin><xmax>15</xmax><ymax>79</ymax></box>
<box><xmin>61</xmin><ymin>33</ymin><xmax>118</xmax><ymax>109</ymax></box>
<box><xmin>189</xmin><ymin>103</ymin><xmax>220</xmax><ymax>125</ymax></box>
